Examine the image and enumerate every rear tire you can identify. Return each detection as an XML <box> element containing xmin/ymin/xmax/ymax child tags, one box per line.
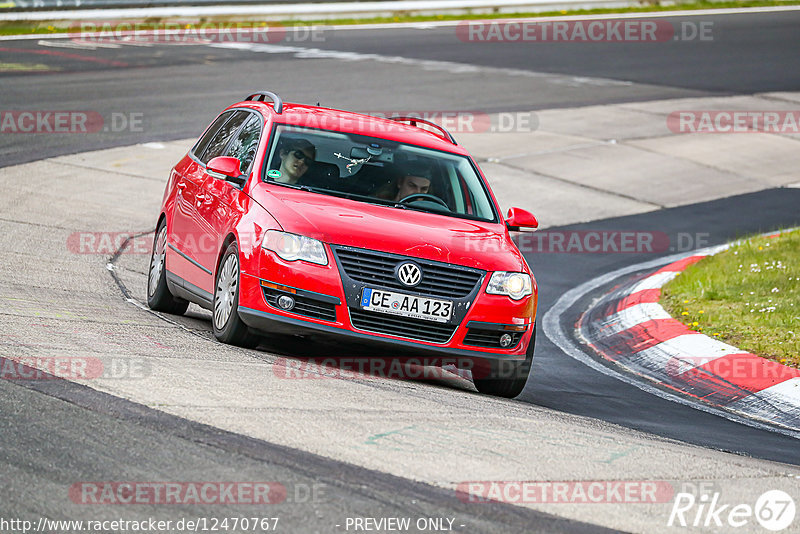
<box><xmin>472</xmin><ymin>324</ymin><xmax>535</xmax><ymax>398</ymax></box>
<box><xmin>147</xmin><ymin>220</ymin><xmax>189</xmax><ymax>315</ymax></box>
<box><xmin>212</xmin><ymin>242</ymin><xmax>259</xmax><ymax>348</ymax></box>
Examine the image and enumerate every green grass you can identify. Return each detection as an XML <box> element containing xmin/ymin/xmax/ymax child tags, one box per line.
<box><xmin>1</xmin><ymin>0</ymin><xmax>799</xmax><ymax>36</ymax></box>
<box><xmin>661</xmin><ymin>229</ymin><xmax>800</xmax><ymax>367</ymax></box>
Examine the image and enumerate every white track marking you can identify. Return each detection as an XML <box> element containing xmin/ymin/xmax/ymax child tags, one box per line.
<box><xmin>210</xmin><ymin>41</ymin><xmax>632</xmax><ymax>87</ymax></box>
<box><xmin>542</xmin><ymin>247</ymin><xmax>800</xmax><ymax>439</ymax></box>
<box><xmin>729</xmin><ymin>378</ymin><xmax>800</xmax><ymax>416</ymax></box>
<box><xmin>627</xmin><ymin>271</ymin><xmax>679</xmax><ymax>293</ymax></box>
<box><xmin>70</xmin><ymin>40</ymin><xmax>122</xmax><ymax>49</ymax></box>
<box><xmin>112</xmin><ymin>40</ymin><xmax>155</xmax><ymax>47</ymax></box>
<box><xmin>593</xmin><ymin>302</ymin><xmax>672</xmax><ymax>339</ymax></box>
<box><xmin>37</xmin><ymin>39</ymin><xmax>98</xmax><ymax>50</ymax></box>
<box><xmin>633</xmin><ymin>334</ymin><xmax>744</xmax><ymax>375</ymax></box>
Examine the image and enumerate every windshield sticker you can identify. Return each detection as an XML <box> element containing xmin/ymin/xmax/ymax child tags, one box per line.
<box><xmin>267</xmin><ymin>169</ymin><xmax>281</xmax><ymax>179</ymax></box>
<box><xmin>334</xmin><ymin>152</ymin><xmax>371</xmax><ymax>174</ymax></box>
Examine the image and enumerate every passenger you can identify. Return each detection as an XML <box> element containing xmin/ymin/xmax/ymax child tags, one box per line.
<box><xmin>376</xmin><ymin>161</ymin><xmax>432</xmax><ymax>201</ymax></box>
<box><xmin>273</xmin><ymin>138</ymin><xmax>316</xmax><ymax>185</ymax></box>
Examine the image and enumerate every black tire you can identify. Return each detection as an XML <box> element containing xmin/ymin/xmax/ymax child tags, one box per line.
<box><xmin>472</xmin><ymin>323</ymin><xmax>535</xmax><ymax>398</ymax></box>
<box><xmin>212</xmin><ymin>242</ymin><xmax>259</xmax><ymax>348</ymax></box>
<box><xmin>147</xmin><ymin>220</ymin><xmax>189</xmax><ymax>315</ymax></box>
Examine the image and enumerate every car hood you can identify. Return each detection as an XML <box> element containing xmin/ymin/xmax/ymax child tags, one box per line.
<box><xmin>249</xmin><ymin>185</ymin><xmax>527</xmax><ymax>272</ymax></box>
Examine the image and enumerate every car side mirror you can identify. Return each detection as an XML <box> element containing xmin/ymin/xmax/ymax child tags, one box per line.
<box><xmin>207</xmin><ymin>156</ymin><xmax>246</xmax><ymax>187</ymax></box>
<box><xmin>505</xmin><ymin>207</ymin><xmax>538</xmax><ymax>232</ymax></box>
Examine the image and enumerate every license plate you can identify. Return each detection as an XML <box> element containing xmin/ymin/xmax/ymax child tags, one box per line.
<box><xmin>360</xmin><ymin>288</ymin><xmax>453</xmax><ymax>323</ymax></box>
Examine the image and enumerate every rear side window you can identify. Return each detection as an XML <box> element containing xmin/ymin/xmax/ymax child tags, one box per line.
<box><xmin>226</xmin><ymin>114</ymin><xmax>262</xmax><ymax>174</ymax></box>
<box><xmin>198</xmin><ymin>111</ymin><xmax>249</xmax><ymax>164</ymax></box>
<box><xmin>193</xmin><ymin>111</ymin><xmax>233</xmax><ymax>160</ymax></box>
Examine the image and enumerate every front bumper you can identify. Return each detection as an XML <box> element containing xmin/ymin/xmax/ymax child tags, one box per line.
<box><xmin>238</xmin><ymin>305</ymin><xmax>530</xmax><ymax>361</ymax></box>
<box><xmin>238</xmin><ymin>244</ymin><xmax>536</xmax><ymax>361</ymax></box>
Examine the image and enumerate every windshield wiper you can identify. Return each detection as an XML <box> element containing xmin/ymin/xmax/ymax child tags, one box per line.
<box><xmin>304</xmin><ymin>187</ymin><xmax>392</xmax><ymax>207</ymax></box>
<box><xmin>273</xmin><ymin>182</ymin><xmax>315</xmax><ymax>193</ymax></box>
<box><xmin>393</xmin><ymin>202</ymin><xmax>450</xmax><ymax>215</ymax></box>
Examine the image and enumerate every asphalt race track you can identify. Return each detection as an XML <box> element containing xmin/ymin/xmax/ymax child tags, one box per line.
<box><xmin>3</xmin><ymin>11</ymin><xmax>799</xmax><ymax>167</ymax></box>
<box><xmin>2</xmin><ymin>9</ymin><xmax>800</xmax><ymax>534</ymax></box>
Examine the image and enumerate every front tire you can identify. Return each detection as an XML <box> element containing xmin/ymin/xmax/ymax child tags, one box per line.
<box><xmin>147</xmin><ymin>221</ymin><xmax>189</xmax><ymax>315</ymax></box>
<box><xmin>212</xmin><ymin>242</ymin><xmax>259</xmax><ymax>348</ymax></box>
<box><xmin>472</xmin><ymin>324</ymin><xmax>535</xmax><ymax>398</ymax></box>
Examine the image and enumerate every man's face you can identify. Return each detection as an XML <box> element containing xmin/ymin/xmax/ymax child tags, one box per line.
<box><xmin>395</xmin><ymin>175</ymin><xmax>431</xmax><ymax>201</ymax></box>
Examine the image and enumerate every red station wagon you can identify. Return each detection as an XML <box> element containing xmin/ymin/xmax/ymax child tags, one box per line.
<box><xmin>147</xmin><ymin>91</ymin><xmax>539</xmax><ymax>397</ymax></box>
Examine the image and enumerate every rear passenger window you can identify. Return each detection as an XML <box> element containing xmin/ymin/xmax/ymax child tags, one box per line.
<box><xmin>226</xmin><ymin>114</ymin><xmax>262</xmax><ymax>174</ymax></box>
<box><xmin>193</xmin><ymin>111</ymin><xmax>233</xmax><ymax>160</ymax></box>
<box><xmin>199</xmin><ymin>111</ymin><xmax>249</xmax><ymax>164</ymax></box>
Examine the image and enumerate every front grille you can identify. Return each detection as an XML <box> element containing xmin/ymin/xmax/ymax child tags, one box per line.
<box><xmin>334</xmin><ymin>247</ymin><xmax>483</xmax><ymax>299</ymax></box>
<box><xmin>349</xmin><ymin>309</ymin><xmax>456</xmax><ymax>343</ymax></box>
<box><xmin>463</xmin><ymin>329</ymin><xmax>524</xmax><ymax>349</ymax></box>
<box><xmin>263</xmin><ymin>288</ymin><xmax>336</xmax><ymax>322</ymax></box>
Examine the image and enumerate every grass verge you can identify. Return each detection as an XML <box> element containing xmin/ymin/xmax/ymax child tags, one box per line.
<box><xmin>661</xmin><ymin>229</ymin><xmax>799</xmax><ymax>367</ymax></box>
<box><xmin>1</xmin><ymin>0</ymin><xmax>799</xmax><ymax>36</ymax></box>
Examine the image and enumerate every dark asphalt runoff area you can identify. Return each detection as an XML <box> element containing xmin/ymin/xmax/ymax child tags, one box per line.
<box><xmin>1</xmin><ymin>9</ymin><xmax>799</xmax><ymax>533</ymax></box>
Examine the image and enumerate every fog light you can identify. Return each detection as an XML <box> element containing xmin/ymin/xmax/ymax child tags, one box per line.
<box><xmin>277</xmin><ymin>295</ymin><xmax>295</xmax><ymax>311</ymax></box>
<box><xmin>499</xmin><ymin>333</ymin><xmax>513</xmax><ymax>348</ymax></box>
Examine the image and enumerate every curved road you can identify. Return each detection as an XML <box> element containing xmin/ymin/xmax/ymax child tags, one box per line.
<box><xmin>2</xmin><ymin>9</ymin><xmax>800</xmax><ymax>533</ymax></box>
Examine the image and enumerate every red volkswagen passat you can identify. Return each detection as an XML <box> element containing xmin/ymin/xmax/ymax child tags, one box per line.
<box><xmin>148</xmin><ymin>91</ymin><xmax>539</xmax><ymax>397</ymax></box>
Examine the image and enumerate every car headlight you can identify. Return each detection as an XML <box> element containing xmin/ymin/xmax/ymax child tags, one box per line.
<box><xmin>263</xmin><ymin>230</ymin><xmax>328</xmax><ymax>265</ymax></box>
<box><xmin>486</xmin><ymin>272</ymin><xmax>532</xmax><ymax>300</ymax></box>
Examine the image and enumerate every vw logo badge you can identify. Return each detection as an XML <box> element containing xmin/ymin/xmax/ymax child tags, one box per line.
<box><xmin>396</xmin><ymin>262</ymin><xmax>422</xmax><ymax>287</ymax></box>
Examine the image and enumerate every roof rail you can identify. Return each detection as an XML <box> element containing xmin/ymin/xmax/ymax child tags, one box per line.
<box><xmin>245</xmin><ymin>91</ymin><xmax>283</xmax><ymax>114</ymax></box>
<box><xmin>388</xmin><ymin>116</ymin><xmax>457</xmax><ymax>145</ymax></box>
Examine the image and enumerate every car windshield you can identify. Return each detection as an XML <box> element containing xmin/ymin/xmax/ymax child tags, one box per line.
<box><xmin>263</xmin><ymin>124</ymin><xmax>497</xmax><ymax>222</ymax></box>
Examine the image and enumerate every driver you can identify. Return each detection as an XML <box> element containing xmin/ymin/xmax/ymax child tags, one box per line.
<box><xmin>377</xmin><ymin>161</ymin><xmax>432</xmax><ymax>201</ymax></box>
<box><xmin>395</xmin><ymin>174</ymin><xmax>431</xmax><ymax>202</ymax></box>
